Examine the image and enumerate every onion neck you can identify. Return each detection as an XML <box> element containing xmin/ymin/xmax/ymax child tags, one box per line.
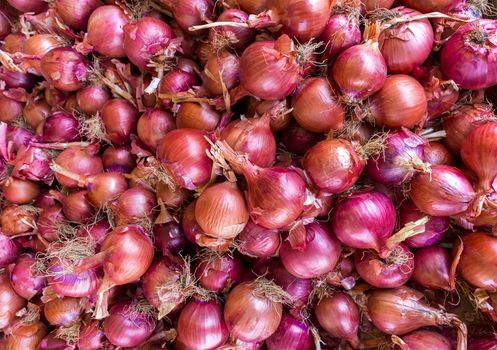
<box><xmin>383</xmin><ymin>216</ymin><xmax>429</xmax><ymax>254</ymax></box>
<box><xmin>247</xmin><ymin>9</ymin><xmax>280</xmax><ymax>29</ymax></box>
<box><xmin>73</xmin><ymin>251</ymin><xmax>107</xmax><ymax>274</ymax></box>
<box><xmin>49</xmin><ymin>162</ymin><xmax>87</xmax><ymax>187</ymax></box>
<box><xmin>94</xmin><ymin>276</ymin><xmax>114</xmax><ymax>320</ymax></box>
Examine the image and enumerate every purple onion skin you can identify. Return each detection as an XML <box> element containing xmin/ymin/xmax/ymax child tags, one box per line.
<box><xmin>38</xmin><ymin>111</ymin><xmax>80</xmax><ymax>142</ymax></box>
<box><xmin>10</xmin><ymin>254</ymin><xmax>46</xmax><ymax>299</ymax></box>
<box><xmin>0</xmin><ymin>233</ymin><xmax>21</xmax><ymax>267</ymax></box>
<box><xmin>412</xmin><ymin>246</ymin><xmax>453</xmax><ymax>291</ymax></box>
<box><xmin>153</xmin><ymin>222</ymin><xmax>189</xmax><ymax>256</ymax></box>
<box><xmin>266</xmin><ymin>314</ymin><xmax>313</xmax><ymax>350</ymax></box>
<box><xmin>469</xmin><ymin>337</ymin><xmax>497</xmax><ymax>350</ymax></box>
<box><xmin>399</xmin><ymin>200</ymin><xmax>449</xmax><ymax>248</ymax></box>
<box><xmin>398</xmin><ymin>330</ymin><xmax>453</xmax><ymax>350</ymax></box>
<box><xmin>320</xmin><ymin>14</ymin><xmax>361</xmax><ymax>58</ymax></box>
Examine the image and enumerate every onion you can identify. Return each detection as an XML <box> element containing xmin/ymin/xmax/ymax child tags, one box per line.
<box><xmin>44</xmin><ymin>297</ymin><xmax>84</xmax><ymax>326</ymax></box>
<box><xmin>239</xmin><ymin>0</ymin><xmax>266</xmax><ymax>13</ymax></box>
<box><xmin>0</xmin><ymin>232</ymin><xmax>21</xmax><ymax>267</ymax></box>
<box><xmin>23</xmin><ymin>98</ymin><xmax>50</xmax><ymax>129</ymax></box>
<box><xmin>6</xmin><ymin>0</ymin><xmax>47</xmax><ymax>13</ymax></box>
<box><xmin>111</xmin><ymin>186</ymin><xmax>157</xmax><ymax>226</ymax></box>
<box><xmin>62</xmin><ymin>190</ymin><xmax>94</xmax><ymax>223</ymax></box>
<box><xmin>21</xmin><ymin>34</ymin><xmax>62</xmax><ymax>75</ymax></box>
<box><xmin>314</xmin><ymin>292</ymin><xmax>360</xmax><ymax>348</ymax></box>
<box><xmin>221</xmin><ymin>113</ymin><xmax>276</xmax><ymax>169</ymax></box>
<box><xmin>156</xmin><ymin>181</ymin><xmax>191</xmax><ymax>209</ymax></box>
<box><xmin>177</xmin><ymin>298</ymin><xmax>228</xmax><ymax>350</ymax></box>
<box><xmin>137</xmin><ymin>109</ymin><xmax>175</xmax><ymax>151</ymax></box>
<box><xmin>224</xmin><ymin>279</ymin><xmax>286</xmax><ymax>342</ymax></box>
<box><xmin>423</xmin><ymin>142</ymin><xmax>454</xmax><ymax>166</ymax></box>
<box><xmin>75</xmin><ymin>220</ymin><xmax>111</xmax><ymax>248</ymax></box>
<box><xmin>355</xmin><ymin>244</ymin><xmax>414</xmax><ymax>288</ymax></box>
<box><xmin>441</xmin><ymin>19</ymin><xmax>497</xmax><ymax>89</ymax></box>
<box><xmin>1</xmin><ymin>205</ymin><xmax>37</xmax><ymax>236</ymax></box>
<box><xmin>37</xmin><ymin>204</ymin><xmax>66</xmax><ymax>242</ymax></box>
<box><xmin>237</xmin><ymin>220</ymin><xmax>280</xmax><ymax>258</ymax></box>
<box><xmin>208</xmin><ymin>9</ymin><xmax>255</xmax><ymax>51</ymax></box>
<box><xmin>87</xmin><ymin>5</ymin><xmax>129</xmax><ymax>58</ymax></box>
<box><xmin>401</xmin><ymin>0</ymin><xmax>454</xmax><ymax>12</ymax></box>
<box><xmin>100</xmin><ymin>99</ymin><xmax>139</xmax><ymax>145</ymax></box>
<box><xmin>367</xmin><ymin>286</ymin><xmax>467</xmax><ymax>349</ymax></box>
<box><xmin>75</xmin><ymin>225</ymin><xmax>154</xmax><ymax>319</ymax></box>
<box><xmin>0</xmin><ymin>92</ymin><xmax>24</xmax><ymax>122</ymax></box>
<box><xmin>78</xmin><ymin>320</ymin><xmax>107</xmax><ymax>350</ymax></box>
<box><xmin>282</xmin><ymin>122</ymin><xmax>322</xmax><ymax>155</ymax></box>
<box><xmin>266</xmin><ymin>313</ymin><xmax>313</xmax><ymax>350</ymax></box>
<box><xmin>332</xmin><ymin>22</ymin><xmax>387</xmax><ymax>101</ymax></box>
<box><xmin>398</xmin><ymin>200</ymin><xmax>449</xmax><ymax>248</ymax></box>
<box><xmin>201</xmin><ymin>50</ymin><xmax>240</xmax><ymax>95</ymax></box>
<box><xmin>38</xmin><ymin>111</ymin><xmax>80</xmax><ymax>143</ymax></box>
<box><xmin>218</xmin><ymin>141</ymin><xmax>306</xmax><ymax>229</ymax></box>
<box><xmin>102</xmin><ymin>145</ymin><xmax>136</xmax><ymax>173</ymax></box>
<box><xmin>55</xmin><ymin>0</ymin><xmax>102</xmax><ymax>30</ymax></box>
<box><xmin>410</xmin><ymin>165</ymin><xmax>475</xmax><ymax>216</ymax></box>
<box><xmin>320</xmin><ymin>11</ymin><xmax>361</xmax><ymax>58</ymax></box>
<box><xmin>366</xmin><ymin>129</ymin><xmax>428</xmax><ymax>186</ymax></box>
<box><xmin>461</xmin><ymin>122</ymin><xmax>497</xmax><ymax>192</ymax></box>
<box><xmin>378</xmin><ymin>7</ymin><xmax>434</xmax><ymax>74</ymax></box>
<box><xmin>123</xmin><ymin>17</ymin><xmax>176</xmax><ymax>71</ymax></box>
<box><xmin>0</xmin><ymin>270</ymin><xmax>26</xmax><ymax>329</ymax></box>
<box><xmin>3</xmin><ymin>32</ymin><xmax>27</xmax><ymax>54</ymax></box>
<box><xmin>0</xmin><ymin>10</ymin><xmax>10</xmax><ymax>40</ymax></box>
<box><xmin>158</xmin><ymin>68</ymin><xmax>199</xmax><ymax>109</ymax></box>
<box><xmin>457</xmin><ymin>232</ymin><xmax>497</xmax><ymax>290</ymax></box>
<box><xmin>176</xmin><ymin>102</ymin><xmax>220</xmax><ymax>131</ymax></box>
<box><xmin>153</xmin><ymin>222</ymin><xmax>189</xmax><ymax>256</ymax></box>
<box><xmin>47</xmin><ymin>259</ymin><xmax>101</xmax><ymax>298</ymax></box>
<box><xmin>195</xmin><ymin>252</ymin><xmax>244</xmax><ymax>293</ymax></box>
<box><xmin>432</xmin><ymin>1</ymin><xmax>483</xmax><ymax>43</ymax></box>
<box><xmin>362</xmin><ymin>0</ymin><xmax>395</xmax><ymax>11</ymax></box>
<box><xmin>247</xmin><ymin>98</ymin><xmax>292</xmax><ymax>132</ymax></box>
<box><xmin>53</xmin><ymin>146</ymin><xmax>103</xmax><ymax>189</ymax></box>
<box><xmin>2</xmin><ymin>177</ymin><xmax>40</xmax><ymax>204</ymax></box>
<box><xmin>443</xmin><ymin>103</ymin><xmax>495</xmax><ymax>155</ymax></box>
<box><xmin>331</xmin><ymin>190</ymin><xmax>395</xmax><ymax>252</ymax></box>
<box><xmin>412</xmin><ymin>246</ymin><xmax>457</xmax><ymax>291</ymax></box>
<box><xmin>291</xmin><ymin>77</ymin><xmax>345</xmax><ymax>133</ymax></box>
<box><xmin>9</xmin><ymin>254</ymin><xmax>45</xmax><ymax>300</ymax></box>
<box><xmin>395</xmin><ymin>330</ymin><xmax>453</xmax><ymax>350</ymax></box>
<box><xmin>469</xmin><ymin>337</ymin><xmax>497</xmax><ymax>350</ymax></box>
<box><xmin>4</xmin><ymin>317</ymin><xmax>47</xmax><ymax>350</ymax></box>
<box><xmin>40</xmin><ymin>48</ymin><xmax>89</xmax><ymax>92</ymax></box>
<box><xmin>368</xmin><ymin>74</ymin><xmax>427</xmax><ymax>129</ymax></box>
<box><xmin>159</xmin><ymin>0</ymin><xmax>214</xmax><ymax>32</ymax></box>
<box><xmin>0</xmin><ymin>70</ymin><xmax>35</xmax><ymax>89</ymax></box>
<box><xmin>280</xmin><ymin>222</ymin><xmax>341</xmax><ymax>278</ymax></box>
<box><xmin>157</xmin><ymin>128</ymin><xmax>212</xmax><ymax>190</ymax></box>
<box><xmin>195</xmin><ymin>182</ymin><xmax>248</xmax><ymax>240</ymax></box>
<box><xmin>44</xmin><ymin>87</ymin><xmax>67</xmax><ymax>107</ymax></box>
<box><xmin>11</xmin><ymin>145</ymin><xmax>53</xmax><ymax>184</ymax></box>
<box><xmin>76</xmin><ymin>85</ymin><xmax>110</xmax><ymax>115</ymax></box>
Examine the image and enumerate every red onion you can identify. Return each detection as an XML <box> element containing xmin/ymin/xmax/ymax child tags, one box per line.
<box><xmin>21</xmin><ymin>34</ymin><xmax>62</xmax><ymax>75</ymax></box>
<box><xmin>208</xmin><ymin>9</ymin><xmax>255</xmax><ymax>50</ymax></box>
<box><xmin>40</xmin><ymin>48</ymin><xmax>89</xmax><ymax>92</ymax></box>
<box><xmin>331</xmin><ymin>190</ymin><xmax>395</xmax><ymax>252</ymax></box>
<box><xmin>76</xmin><ymin>85</ymin><xmax>110</xmax><ymax>115</ymax></box>
<box><xmin>2</xmin><ymin>177</ymin><xmax>40</xmax><ymax>204</ymax></box>
<box><xmin>362</xmin><ymin>0</ymin><xmax>395</xmax><ymax>11</ymax></box>
<box><xmin>410</xmin><ymin>165</ymin><xmax>475</xmax><ymax>216</ymax></box>
<box><xmin>224</xmin><ymin>279</ymin><xmax>285</xmax><ymax>342</ymax></box>
<box><xmin>423</xmin><ymin>142</ymin><xmax>455</xmax><ymax>166</ymax></box>
<box><xmin>395</xmin><ymin>330</ymin><xmax>453</xmax><ymax>350</ymax></box>
<box><xmin>159</xmin><ymin>0</ymin><xmax>214</xmax><ymax>32</ymax></box>
<box><xmin>177</xmin><ymin>298</ymin><xmax>228</xmax><ymax>350</ymax></box>
<box><xmin>443</xmin><ymin>103</ymin><xmax>495</xmax><ymax>155</ymax></box>
<box><xmin>157</xmin><ymin>128</ymin><xmax>212</xmax><ymax>190</ymax></box>
<box><xmin>238</xmin><ymin>35</ymin><xmax>300</xmax><ymax>101</ymax></box>
<box><xmin>111</xmin><ymin>186</ymin><xmax>157</xmax><ymax>226</ymax></box>
<box><xmin>75</xmin><ymin>220</ymin><xmax>111</xmax><ymax>247</ymax></box>
<box><xmin>237</xmin><ymin>220</ymin><xmax>280</xmax><ymax>258</ymax></box>
<box><xmin>61</xmin><ymin>190</ymin><xmax>94</xmax><ymax>223</ymax></box>
<box><xmin>314</xmin><ymin>292</ymin><xmax>360</xmax><ymax>348</ymax></box>
<box><xmin>0</xmin><ymin>10</ymin><xmax>10</xmax><ymax>40</ymax></box>
<box><xmin>3</xmin><ymin>32</ymin><xmax>27</xmax><ymax>53</ymax></box>
<box><xmin>37</xmin><ymin>204</ymin><xmax>66</xmax><ymax>242</ymax></box>
<box><xmin>38</xmin><ymin>111</ymin><xmax>80</xmax><ymax>143</ymax></box>
<box><xmin>332</xmin><ymin>22</ymin><xmax>387</xmax><ymax>101</ymax></box>
<box><xmin>247</xmin><ymin>98</ymin><xmax>292</xmax><ymax>132</ymax></box>
<box><xmin>153</xmin><ymin>222</ymin><xmax>189</xmax><ymax>256</ymax></box>
<box><xmin>461</xmin><ymin>122</ymin><xmax>497</xmax><ymax>192</ymax></box>
<box><xmin>469</xmin><ymin>337</ymin><xmax>497</xmax><ymax>350</ymax></box>
<box><xmin>123</xmin><ymin>17</ymin><xmax>176</xmax><ymax>71</ymax></box>
<box><xmin>457</xmin><ymin>232</ymin><xmax>497</xmax><ymax>290</ymax></box>
<box><xmin>195</xmin><ymin>252</ymin><xmax>244</xmax><ymax>292</ymax></box>
<box><xmin>37</xmin><ymin>331</ymin><xmax>76</xmax><ymax>350</ymax></box>
<box><xmin>219</xmin><ymin>141</ymin><xmax>306</xmax><ymax>229</ymax></box>
<box><xmin>100</xmin><ymin>99</ymin><xmax>139</xmax><ymax>145</ymax></box>
<box><xmin>47</xmin><ymin>259</ymin><xmax>101</xmax><ymax>298</ymax></box>
<box><xmin>158</xmin><ymin>68</ymin><xmax>199</xmax><ymax>109</ymax></box>
<box><xmin>366</xmin><ymin>129</ymin><xmax>428</xmax><ymax>186</ymax></box>
<box><xmin>355</xmin><ymin>244</ymin><xmax>414</xmax><ymax>288</ymax></box>
<box><xmin>291</xmin><ymin>77</ymin><xmax>345</xmax><ymax>133</ymax></box>
<box><xmin>441</xmin><ymin>19</ymin><xmax>497</xmax><ymax>89</ymax></box>
<box><xmin>54</xmin><ymin>0</ymin><xmax>102</xmax><ymax>30</ymax></box>
<box><xmin>201</xmin><ymin>50</ymin><xmax>240</xmax><ymax>95</ymax></box>
<box><xmin>103</xmin><ymin>299</ymin><xmax>156</xmax><ymax>347</ymax></box>
<box><xmin>176</xmin><ymin>102</ymin><xmax>220</xmax><ymax>131</ymax></box>
<box><xmin>10</xmin><ymin>254</ymin><xmax>45</xmax><ymax>300</ymax></box>
<box><xmin>303</xmin><ymin>138</ymin><xmax>364</xmax><ymax>194</ymax></box>
<box><xmin>320</xmin><ymin>11</ymin><xmax>361</xmax><ymax>58</ymax></box>
<box><xmin>280</xmin><ymin>222</ymin><xmax>341</xmax><ymax>278</ymax></box>
<box><xmin>23</xmin><ymin>98</ymin><xmax>50</xmax><ymax>129</ymax></box>
<box><xmin>266</xmin><ymin>313</ymin><xmax>313</xmax><ymax>350</ymax></box>
<box><xmin>0</xmin><ymin>91</ymin><xmax>24</xmax><ymax>122</ymax></box>
<box><xmin>412</xmin><ymin>246</ymin><xmax>456</xmax><ymax>291</ymax></box>
<box><xmin>378</xmin><ymin>7</ymin><xmax>434</xmax><ymax>74</ymax></box>
<box><xmin>156</xmin><ymin>181</ymin><xmax>191</xmax><ymax>209</ymax></box>
<box><xmin>401</xmin><ymin>0</ymin><xmax>454</xmax><ymax>12</ymax></box>
<box><xmin>87</xmin><ymin>5</ymin><xmax>129</xmax><ymax>58</ymax></box>
<box><xmin>368</xmin><ymin>74</ymin><xmax>427</xmax><ymax>129</ymax></box>
<box><xmin>282</xmin><ymin>122</ymin><xmax>322</xmax><ymax>155</ymax></box>
<box><xmin>6</xmin><ymin>0</ymin><xmax>47</xmax><ymax>13</ymax></box>
<box><xmin>0</xmin><ymin>70</ymin><xmax>36</xmax><ymax>89</ymax></box>
<box><xmin>1</xmin><ymin>205</ymin><xmax>37</xmax><ymax>236</ymax></box>
<box><xmin>44</xmin><ymin>87</ymin><xmax>67</xmax><ymax>107</ymax></box>
<box><xmin>102</xmin><ymin>145</ymin><xmax>136</xmax><ymax>173</ymax></box>
<box><xmin>137</xmin><ymin>109</ymin><xmax>175</xmax><ymax>151</ymax></box>
<box><xmin>4</xmin><ymin>316</ymin><xmax>47</xmax><ymax>350</ymax></box>
<box><xmin>0</xmin><ymin>270</ymin><xmax>25</xmax><ymax>330</ymax></box>
<box><xmin>78</xmin><ymin>320</ymin><xmax>107</xmax><ymax>350</ymax></box>
<box><xmin>399</xmin><ymin>200</ymin><xmax>449</xmax><ymax>248</ymax></box>
<box><xmin>54</xmin><ymin>146</ymin><xmax>103</xmax><ymax>189</ymax></box>
<box><xmin>0</xmin><ymin>232</ymin><xmax>21</xmax><ymax>266</ymax></box>
<box><xmin>44</xmin><ymin>297</ymin><xmax>84</xmax><ymax>326</ymax></box>
<box><xmin>221</xmin><ymin>113</ymin><xmax>276</xmax><ymax>169</ymax></box>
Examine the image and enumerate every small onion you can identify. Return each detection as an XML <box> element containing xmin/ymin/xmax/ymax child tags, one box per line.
<box><xmin>4</xmin><ymin>318</ymin><xmax>47</xmax><ymax>350</ymax></box>
<box><xmin>137</xmin><ymin>109</ymin><xmax>175</xmax><ymax>151</ymax></box>
<box><xmin>195</xmin><ymin>252</ymin><xmax>244</xmax><ymax>292</ymax></box>
<box><xmin>111</xmin><ymin>186</ymin><xmax>157</xmax><ymax>226</ymax></box>
<box><xmin>76</xmin><ymin>85</ymin><xmax>110</xmax><ymax>115</ymax></box>
<box><xmin>40</xmin><ymin>48</ymin><xmax>89</xmax><ymax>92</ymax></box>
<box><xmin>44</xmin><ymin>297</ymin><xmax>83</xmax><ymax>327</ymax></box>
<box><xmin>0</xmin><ymin>92</ymin><xmax>24</xmax><ymax>122</ymax></box>
<box><xmin>10</xmin><ymin>254</ymin><xmax>45</xmax><ymax>300</ymax></box>
<box><xmin>55</xmin><ymin>0</ymin><xmax>102</xmax><ymax>30</ymax></box>
<box><xmin>0</xmin><ymin>232</ymin><xmax>21</xmax><ymax>267</ymax></box>
<box><xmin>266</xmin><ymin>313</ymin><xmax>313</xmax><ymax>350</ymax></box>
<box><xmin>159</xmin><ymin>0</ymin><xmax>214</xmax><ymax>33</ymax></box>
<box><xmin>62</xmin><ymin>190</ymin><xmax>94</xmax><ymax>223</ymax></box>
<box><xmin>38</xmin><ymin>111</ymin><xmax>80</xmax><ymax>143</ymax></box>
<box><xmin>201</xmin><ymin>50</ymin><xmax>240</xmax><ymax>95</ymax></box>
<box><xmin>100</xmin><ymin>99</ymin><xmax>139</xmax><ymax>145</ymax></box>
<box><xmin>21</xmin><ymin>34</ymin><xmax>62</xmax><ymax>75</ymax></box>
<box><xmin>102</xmin><ymin>145</ymin><xmax>136</xmax><ymax>173</ymax></box>
<box><xmin>153</xmin><ymin>222</ymin><xmax>189</xmax><ymax>256</ymax></box>
<box><xmin>320</xmin><ymin>12</ymin><xmax>361</xmax><ymax>58</ymax></box>
<box><xmin>87</xmin><ymin>5</ymin><xmax>129</xmax><ymax>57</ymax></box>
<box><xmin>237</xmin><ymin>220</ymin><xmax>280</xmax><ymax>258</ymax></box>
<box><xmin>78</xmin><ymin>320</ymin><xmax>106</xmax><ymax>350</ymax></box>
<box><xmin>158</xmin><ymin>68</ymin><xmax>199</xmax><ymax>109</ymax></box>
<box><xmin>412</xmin><ymin>246</ymin><xmax>456</xmax><ymax>291</ymax></box>
<box><xmin>176</xmin><ymin>102</ymin><xmax>220</xmax><ymax>131</ymax></box>
<box><xmin>208</xmin><ymin>9</ymin><xmax>255</xmax><ymax>50</ymax></box>
<box><xmin>0</xmin><ymin>270</ymin><xmax>26</xmax><ymax>329</ymax></box>
<box><xmin>395</xmin><ymin>330</ymin><xmax>453</xmax><ymax>350</ymax></box>
<box><xmin>47</xmin><ymin>259</ymin><xmax>101</xmax><ymax>298</ymax></box>
<box><xmin>423</xmin><ymin>142</ymin><xmax>454</xmax><ymax>166</ymax></box>
<box><xmin>54</xmin><ymin>146</ymin><xmax>103</xmax><ymax>189</ymax></box>
<box><xmin>2</xmin><ymin>177</ymin><xmax>40</xmax><ymax>204</ymax></box>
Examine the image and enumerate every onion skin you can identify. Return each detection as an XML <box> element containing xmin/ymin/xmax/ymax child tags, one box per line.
<box><xmin>291</xmin><ymin>77</ymin><xmax>345</xmax><ymax>133</ymax></box>
<box><xmin>44</xmin><ymin>297</ymin><xmax>83</xmax><ymax>327</ymax></box>
<box><xmin>201</xmin><ymin>50</ymin><xmax>240</xmax><ymax>95</ymax></box>
<box><xmin>47</xmin><ymin>260</ymin><xmax>101</xmax><ymax>298</ymax></box>
<box><xmin>38</xmin><ymin>111</ymin><xmax>80</xmax><ymax>143</ymax></box>
<box><xmin>21</xmin><ymin>34</ymin><xmax>62</xmax><ymax>75</ymax></box>
<box><xmin>282</xmin><ymin>122</ymin><xmax>322</xmax><ymax>155</ymax></box>
<box><xmin>100</xmin><ymin>99</ymin><xmax>139</xmax><ymax>145</ymax></box>
<box><xmin>7</xmin><ymin>0</ymin><xmax>47</xmax><ymax>13</ymax></box>
<box><xmin>23</xmin><ymin>99</ymin><xmax>50</xmax><ymax>129</ymax></box>
<box><xmin>76</xmin><ymin>85</ymin><xmax>110</xmax><ymax>115</ymax></box>
<box><xmin>0</xmin><ymin>233</ymin><xmax>21</xmax><ymax>267</ymax></box>
<box><xmin>0</xmin><ymin>270</ymin><xmax>26</xmax><ymax>330</ymax></box>
<box><xmin>320</xmin><ymin>13</ymin><xmax>361</xmax><ymax>58</ymax></box>
<box><xmin>237</xmin><ymin>221</ymin><xmax>280</xmax><ymax>258</ymax></box>
<box><xmin>55</xmin><ymin>0</ymin><xmax>102</xmax><ymax>30</ymax></box>
<box><xmin>441</xmin><ymin>19</ymin><xmax>497</xmax><ymax>90</ymax></box>
<box><xmin>153</xmin><ymin>222</ymin><xmax>189</xmax><ymax>256</ymax></box>
<box><xmin>0</xmin><ymin>93</ymin><xmax>23</xmax><ymax>123</ymax></box>
<box><xmin>102</xmin><ymin>145</ymin><xmax>136</xmax><ymax>173</ymax></box>
<box><xmin>2</xmin><ymin>177</ymin><xmax>40</xmax><ymax>204</ymax></box>
<box><xmin>368</xmin><ymin>74</ymin><xmax>427</xmax><ymax>129</ymax></box>
<box><xmin>176</xmin><ymin>102</ymin><xmax>220</xmax><ymax>131</ymax></box>
<box><xmin>331</xmin><ymin>190</ymin><xmax>396</xmax><ymax>252</ymax></box>
<box><xmin>10</xmin><ymin>255</ymin><xmax>45</xmax><ymax>300</ymax></box>
<box><xmin>4</xmin><ymin>319</ymin><xmax>47</xmax><ymax>350</ymax></box>
<box><xmin>196</xmin><ymin>253</ymin><xmax>244</xmax><ymax>293</ymax></box>
<box><xmin>397</xmin><ymin>330</ymin><xmax>453</xmax><ymax>350</ymax></box>
<box><xmin>208</xmin><ymin>9</ymin><xmax>255</xmax><ymax>51</ymax></box>
<box><xmin>78</xmin><ymin>320</ymin><xmax>106</xmax><ymax>350</ymax></box>
<box><xmin>1</xmin><ymin>205</ymin><xmax>37</xmax><ymax>236</ymax></box>
<box><xmin>280</xmin><ymin>222</ymin><xmax>341</xmax><ymax>279</ymax></box>
<box><xmin>158</xmin><ymin>68</ymin><xmax>199</xmax><ymax>109</ymax></box>
<box><xmin>54</xmin><ymin>146</ymin><xmax>103</xmax><ymax>189</ymax></box>
<box><xmin>412</xmin><ymin>246</ymin><xmax>454</xmax><ymax>291</ymax></box>
<box><xmin>314</xmin><ymin>292</ymin><xmax>360</xmax><ymax>346</ymax></box>
<box><xmin>87</xmin><ymin>5</ymin><xmax>129</xmax><ymax>58</ymax></box>
<box><xmin>40</xmin><ymin>48</ymin><xmax>89</xmax><ymax>92</ymax></box>
<box><xmin>457</xmin><ymin>232</ymin><xmax>497</xmax><ymax>290</ymax></box>
<box><xmin>424</xmin><ymin>142</ymin><xmax>454</xmax><ymax>166</ymax></box>
<box><xmin>303</xmin><ymin>139</ymin><xmax>363</xmax><ymax>194</ymax></box>
<box><xmin>177</xmin><ymin>299</ymin><xmax>229</xmax><ymax>350</ymax></box>
<box><xmin>137</xmin><ymin>109</ymin><xmax>175</xmax><ymax>151</ymax></box>
<box><xmin>224</xmin><ymin>279</ymin><xmax>283</xmax><ymax>342</ymax></box>
<box><xmin>160</xmin><ymin>0</ymin><xmax>214</xmax><ymax>33</ymax></box>
<box><xmin>112</xmin><ymin>187</ymin><xmax>157</xmax><ymax>226</ymax></box>
<box><xmin>62</xmin><ymin>190</ymin><xmax>94</xmax><ymax>223</ymax></box>
<box><xmin>401</xmin><ymin>0</ymin><xmax>454</xmax><ymax>12</ymax></box>
<box><xmin>410</xmin><ymin>165</ymin><xmax>475</xmax><ymax>216</ymax></box>
<box><xmin>266</xmin><ymin>314</ymin><xmax>313</xmax><ymax>350</ymax></box>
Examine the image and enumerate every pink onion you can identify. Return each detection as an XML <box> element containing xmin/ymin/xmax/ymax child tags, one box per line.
<box><xmin>266</xmin><ymin>313</ymin><xmax>313</xmax><ymax>350</ymax></box>
<box><xmin>40</xmin><ymin>48</ymin><xmax>89</xmax><ymax>92</ymax></box>
<box><xmin>320</xmin><ymin>12</ymin><xmax>361</xmax><ymax>58</ymax></box>
<box><xmin>87</xmin><ymin>5</ymin><xmax>129</xmax><ymax>58</ymax></box>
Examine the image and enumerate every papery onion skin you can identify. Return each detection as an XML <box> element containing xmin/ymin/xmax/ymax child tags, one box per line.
<box><xmin>237</xmin><ymin>221</ymin><xmax>280</xmax><ymax>258</ymax></box>
<box><xmin>331</xmin><ymin>190</ymin><xmax>396</xmax><ymax>251</ymax></box>
<box><xmin>62</xmin><ymin>190</ymin><xmax>94</xmax><ymax>223</ymax></box>
<box><xmin>176</xmin><ymin>102</ymin><xmax>220</xmax><ymax>131</ymax></box>
<box><xmin>457</xmin><ymin>232</ymin><xmax>497</xmax><ymax>290</ymax></box>
<box><xmin>177</xmin><ymin>299</ymin><xmax>229</xmax><ymax>350</ymax></box>
<box><xmin>0</xmin><ymin>93</ymin><xmax>23</xmax><ymax>123</ymax></box>
<box><xmin>0</xmin><ymin>270</ymin><xmax>26</xmax><ymax>330</ymax></box>
<box><xmin>7</xmin><ymin>0</ymin><xmax>47</xmax><ymax>13</ymax></box>
<box><xmin>47</xmin><ymin>260</ymin><xmax>101</xmax><ymax>298</ymax></box>
<box><xmin>280</xmin><ymin>222</ymin><xmax>341</xmax><ymax>279</ymax></box>
<box><xmin>43</xmin><ymin>297</ymin><xmax>83</xmax><ymax>326</ymax></box>
<box><xmin>84</xmin><ymin>173</ymin><xmax>129</xmax><ymax>209</ymax></box>
<box><xmin>102</xmin><ymin>145</ymin><xmax>136</xmax><ymax>173</ymax></box>
<box><xmin>78</xmin><ymin>320</ymin><xmax>107</xmax><ymax>350</ymax></box>
<box><xmin>314</xmin><ymin>292</ymin><xmax>360</xmax><ymax>345</ymax></box>
<box><xmin>55</xmin><ymin>0</ymin><xmax>102</xmax><ymax>30</ymax></box>
<box><xmin>21</xmin><ymin>34</ymin><xmax>62</xmax><ymax>75</ymax></box>
<box><xmin>412</xmin><ymin>246</ymin><xmax>454</xmax><ymax>291</ymax></box>
<box><xmin>54</xmin><ymin>146</ymin><xmax>103</xmax><ymax>189</ymax></box>
<box><xmin>76</xmin><ymin>85</ymin><xmax>110</xmax><ymax>115</ymax></box>
<box><xmin>224</xmin><ymin>279</ymin><xmax>283</xmax><ymax>342</ymax></box>
<box><xmin>0</xmin><ymin>233</ymin><xmax>21</xmax><ymax>267</ymax></box>
<box><xmin>320</xmin><ymin>13</ymin><xmax>361</xmax><ymax>58</ymax></box>
<box><xmin>87</xmin><ymin>5</ymin><xmax>129</xmax><ymax>58</ymax></box>
<box><xmin>100</xmin><ymin>99</ymin><xmax>139</xmax><ymax>145</ymax></box>
<box><xmin>423</xmin><ymin>142</ymin><xmax>454</xmax><ymax>166</ymax></box>
<box><xmin>303</xmin><ymin>139</ymin><xmax>363</xmax><ymax>194</ymax></box>
<box><xmin>10</xmin><ymin>254</ymin><xmax>45</xmax><ymax>300</ymax></box>
<box><xmin>201</xmin><ymin>50</ymin><xmax>240</xmax><ymax>95</ymax></box>
<box><xmin>4</xmin><ymin>319</ymin><xmax>47</xmax><ymax>350</ymax></box>
<box><xmin>368</xmin><ymin>74</ymin><xmax>427</xmax><ymax>129</ymax></box>
<box><xmin>441</xmin><ymin>19</ymin><xmax>497</xmax><ymax>90</ymax></box>
<box><xmin>291</xmin><ymin>77</ymin><xmax>345</xmax><ymax>133</ymax></box>
<box><xmin>112</xmin><ymin>187</ymin><xmax>157</xmax><ymax>226</ymax></box>
<box><xmin>208</xmin><ymin>9</ymin><xmax>255</xmax><ymax>51</ymax></box>
<box><xmin>266</xmin><ymin>313</ymin><xmax>313</xmax><ymax>350</ymax></box>
<box><xmin>40</xmin><ymin>48</ymin><xmax>89</xmax><ymax>92</ymax></box>
<box><xmin>137</xmin><ymin>109</ymin><xmax>175</xmax><ymax>151</ymax></box>
<box><xmin>2</xmin><ymin>177</ymin><xmax>40</xmax><ymax>204</ymax></box>
<box><xmin>23</xmin><ymin>99</ymin><xmax>50</xmax><ymax>129</ymax></box>
<box><xmin>195</xmin><ymin>253</ymin><xmax>244</xmax><ymax>292</ymax></box>
<box><xmin>158</xmin><ymin>68</ymin><xmax>200</xmax><ymax>109</ymax></box>
<box><xmin>160</xmin><ymin>0</ymin><xmax>214</xmax><ymax>33</ymax></box>
<box><xmin>38</xmin><ymin>111</ymin><xmax>80</xmax><ymax>143</ymax></box>
<box><xmin>410</xmin><ymin>165</ymin><xmax>475</xmax><ymax>216</ymax></box>
<box><xmin>398</xmin><ymin>330</ymin><xmax>453</xmax><ymax>350</ymax></box>
<box><xmin>1</xmin><ymin>205</ymin><xmax>37</xmax><ymax>236</ymax></box>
